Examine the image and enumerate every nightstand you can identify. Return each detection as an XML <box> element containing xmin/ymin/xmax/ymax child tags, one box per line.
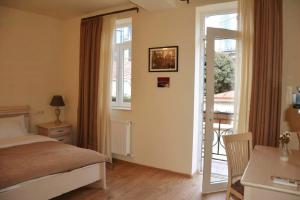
<box><xmin>37</xmin><ymin>122</ymin><xmax>72</xmax><ymax>144</ymax></box>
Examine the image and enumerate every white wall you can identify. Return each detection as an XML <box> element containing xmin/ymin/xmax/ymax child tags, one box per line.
<box><xmin>113</xmin><ymin>7</ymin><xmax>196</xmax><ymax>174</ymax></box>
<box><xmin>0</xmin><ymin>6</ymin><xmax>64</xmax><ymax>131</ymax></box>
<box><xmin>61</xmin><ymin>0</ymin><xmax>300</xmax><ymax>174</ymax></box>
<box><xmin>281</xmin><ymin>0</ymin><xmax>300</xmax><ymax>149</ymax></box>
<box><xmin>62</xmin><ymin>6</ymin><xmax>197</xmax><ymax>175</ymax></box>
<box><xmin>1</xmin><ymin>0</ymin><xmax>299</xmax><ymax>175</ymax></box>
<box><xmin>61</xmin><ymin>18</ymin><xmax>80</xmax><ymax>139</ymax></box>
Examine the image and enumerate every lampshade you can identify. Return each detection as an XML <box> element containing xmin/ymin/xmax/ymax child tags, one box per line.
<box><xmin>50</xmin><ymin>95</ymin><xmax>65</xmax><ymax>107</ymax></box>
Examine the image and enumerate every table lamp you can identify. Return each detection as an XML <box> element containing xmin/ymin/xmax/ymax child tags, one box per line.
<box><xmin>50</xmin><ymin>95</ymin><xmax>65</xmax><ymax>124</ymax></box>
<box><xmin>292</xmin><ymin>87</ymin><xmax>300</xmax><ymax>114</ymax></box>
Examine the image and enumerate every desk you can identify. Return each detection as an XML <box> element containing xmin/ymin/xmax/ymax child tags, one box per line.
<box><xmin>241</xmin><ymin>145</ymin><xmax>300</xmax><ymax>200</ymax></box>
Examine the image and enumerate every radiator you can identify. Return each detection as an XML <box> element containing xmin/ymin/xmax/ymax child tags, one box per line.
<box><xmin>111</xmin><ymin>119</ymin><xmax>131</xmax><ymax>156</ymax></box>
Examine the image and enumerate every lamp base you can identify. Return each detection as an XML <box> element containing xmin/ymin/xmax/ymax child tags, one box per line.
<box><xmin>54</xmin><ymin>108</ymin><xmax>62</xmax><ymax>124</ymax></box>
<box><xmin>54</xmin><ymin>119</ymin><xmax>62</xmax><ymax>125</ymax></box>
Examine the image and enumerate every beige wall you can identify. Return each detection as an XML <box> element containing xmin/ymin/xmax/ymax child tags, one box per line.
<box><xmin>61</xmin><ymin>18</ymin><xmax>80</xmax><ymax>136</ymax></box>
<box><xmin>0</xmin><ymin>6</ymin><xmax>64</xmax><ymax>131</ymax></box>
<box><xmin>62</xmin><ymin>7</ymin><xmax>197</xmax><ymax>174</ymax></box>
<box><xmin>281</xmin><ymin>0</ymin><xmax>300</xmax><ymax>149</ymax></box>
<box><xmin>1</xmin><ymin>0</ymin><xmax>299</xmax><ymax>174</ymax></box>
<box><xmin>113</xmin><ymin>7</ymin><xmax>196</xmax><ymax>174</ymax></box>
<box><xmin>60</xmin><ymin>0</ymin><xmax>300</xmax><ymax>174</ymax></box>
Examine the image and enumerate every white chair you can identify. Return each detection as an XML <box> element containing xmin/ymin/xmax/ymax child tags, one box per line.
<box><xmin>223</xmin><ymin>132</ymin><xmax>253</xmax><ymax>200</ymax></box>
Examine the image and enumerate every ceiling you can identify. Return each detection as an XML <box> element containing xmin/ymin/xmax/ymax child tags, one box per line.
<box><xmin>0</xmin><ymin>0</ymin><xmax>195</xmax><ymax>19</ymax></box>
<box><xmin>0</xmin><ymin>0</ymin><xmax>132</xmax><ymax>19</ymax></box>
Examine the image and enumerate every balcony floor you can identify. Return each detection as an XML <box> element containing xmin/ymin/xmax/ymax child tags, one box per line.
<box><xmin>211</xmin><ymin>159</ymin><xmax>228</xmax><ymax>183</ymax></box>
<box><xmin>202</xmin><ymin>159</ymin><xmax>228</xmax><ymax>183</ymax></box>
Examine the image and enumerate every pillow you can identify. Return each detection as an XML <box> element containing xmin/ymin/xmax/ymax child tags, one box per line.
<box><xmin>0</xmin><ymin>115</ymin><xmax>28</xmax><ymax>139</ymax></box>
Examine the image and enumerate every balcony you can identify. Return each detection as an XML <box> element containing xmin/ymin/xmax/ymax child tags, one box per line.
<box><xmin>202</xmin><ymin>112</ymin><xmax>233</xmax><ymax>183</ymax></box>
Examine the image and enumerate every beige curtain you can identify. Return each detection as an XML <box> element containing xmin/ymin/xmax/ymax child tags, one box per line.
<box><xmin>77</xmin><ymin>17</ymin><xmax>103</xmax><ymax>150</ymax></box>
<box><xmin>97</xmin><ymin>16</ymin><xmax>115</xmax><ymax>161</ymax></box>
<box><xmin>234</xmin><ymin>0</ymin><xmax>254</xmax><ymax>133</ymax></box>
<box><xmin>249</xmin><ymin>0</ymin><xmax>283</xmax><ymax>147</ymax></box>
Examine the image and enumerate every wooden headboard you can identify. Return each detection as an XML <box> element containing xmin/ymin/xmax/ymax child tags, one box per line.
<box><xmin>0</xmin><ymin>106</ymin><xmax>30</xmax><ymax>131</ymax></box>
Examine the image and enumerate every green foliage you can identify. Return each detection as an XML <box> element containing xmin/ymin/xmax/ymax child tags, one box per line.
<box><xmin>214</xmin><ymin>53</ymin><xmax>234</xmax><ymax>94</ymax></box>
<box><xmin>123</xmin><ymin>96</ymin><xmax>131</xmax><ymax>103</ymax></box>
<box><xmin>111</xmin><ymin>96</ymin><xmax>131</xmax><ymax>103</ymax></box>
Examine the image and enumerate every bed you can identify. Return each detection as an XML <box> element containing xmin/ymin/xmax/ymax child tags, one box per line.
<box><xmin>0</xmin><ymin>106</ymin><xmax>107</xmax><ymax>200</ymax></box>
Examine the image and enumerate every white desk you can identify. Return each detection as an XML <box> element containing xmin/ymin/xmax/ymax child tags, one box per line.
<box><xmin>241</xmin><ymin>145</ymin><xmax>300</xmax><ymax>200</ymax></box>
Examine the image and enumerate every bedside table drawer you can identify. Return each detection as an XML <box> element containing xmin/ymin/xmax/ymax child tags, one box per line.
<box><xmin>37</xmin><ymin>122</ymin><xmax>73</xmax><ymax>144</ymax></box>
<box><xmin>55</xmin><ymin>135</ymin><xmax>72</xmax><ymax>144</ymax></box>
<box><xmin>49</xmin><ymin>127</ymin><xmax>71</xmax><ymax>137</ymax></box>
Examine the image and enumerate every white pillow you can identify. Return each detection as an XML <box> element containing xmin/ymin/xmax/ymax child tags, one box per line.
<box><xmin>0</xmin><ymin>115</ymin><xmax>28</xmax><ymax>139</ymax></box>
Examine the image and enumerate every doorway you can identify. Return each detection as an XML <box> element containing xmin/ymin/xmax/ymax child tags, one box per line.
<box><xmin>202</xmin><ymin>27</ymin><xmax>237</xmax><ymax>193</ymax></box>
<box><xmin>195</xmin><ymin>3</ymin><xmax>238</xmax><ymax>194</ymax></box>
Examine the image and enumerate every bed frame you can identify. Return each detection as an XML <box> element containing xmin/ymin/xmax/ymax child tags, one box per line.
<box><xmin>0</xmin><ymin>106</ymin><xmax>106</xmax><ymax>200</ymax></box>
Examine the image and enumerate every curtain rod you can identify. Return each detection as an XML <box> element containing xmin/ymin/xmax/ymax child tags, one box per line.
<box><xmin>82</xmin><ymin>7</ymin><xmax>139</xmax><ymax>20</ymax></box>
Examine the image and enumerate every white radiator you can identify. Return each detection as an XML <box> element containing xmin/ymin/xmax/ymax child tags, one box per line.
<box><xmin>111</xmin><ymin>119</ymin><xmax>131</xmax><ymax>156</ymax></box>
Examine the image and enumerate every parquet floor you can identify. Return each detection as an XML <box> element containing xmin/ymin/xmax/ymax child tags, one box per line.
<box><xmin>54</xmin><ymin>160</ymin><xmax>226</xmax><ymax>200</ymax></box>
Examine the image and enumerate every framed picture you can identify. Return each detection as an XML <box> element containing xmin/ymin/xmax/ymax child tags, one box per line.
<box><xmin>149</xmin><ymin>46</ymin><xmax>178</xmax><ymax>72</ymax></box>
<box><xmin>157</xmin><ymin>77</ymin><xmax>170</xmax><ymax>88</ymax></box>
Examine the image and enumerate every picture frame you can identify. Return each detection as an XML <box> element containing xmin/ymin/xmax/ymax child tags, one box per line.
<box><xmin>148</xmin><ymin>46</ymin><xmax>178</xmax><ymax>72</ymax></box>
<box><xmin>157</xmin><ymin>77</ymin><xmax>170</xmax><ymax>88</ymax></box>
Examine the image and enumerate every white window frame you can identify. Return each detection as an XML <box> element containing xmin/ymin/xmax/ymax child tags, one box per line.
<box><xmin>112</xmin><ymin>18</ymin><xmax>132</xmax><ymax>110</ymax></box>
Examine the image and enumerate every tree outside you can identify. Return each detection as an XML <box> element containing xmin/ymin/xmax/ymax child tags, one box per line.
<box><xmin>214</xmin><ymin>52</ymin><xmax>235</xmax><ymax>94</ymax></box>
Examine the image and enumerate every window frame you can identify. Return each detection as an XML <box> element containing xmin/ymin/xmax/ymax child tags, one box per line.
<box><xmin>111</xmin><ymin>18</ymin><xmax>132</xmax><ymax>110</ymax></box>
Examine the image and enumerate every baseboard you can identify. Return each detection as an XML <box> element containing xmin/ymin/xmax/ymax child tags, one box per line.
<box><xmin>112</xmin><ymin>158</ymin><xmax>193</xmax><ymax>178</ymax></box>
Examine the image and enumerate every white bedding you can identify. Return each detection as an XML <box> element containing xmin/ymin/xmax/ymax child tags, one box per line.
<box><xmin>0</xmin><ymin>115</ymin><xmax>28</xmax><ymax>139</ymax></box>
<box><xmin>0</xmin><ymin>134</ymin><xmax>56</xmax><ymax>149</ymax></box>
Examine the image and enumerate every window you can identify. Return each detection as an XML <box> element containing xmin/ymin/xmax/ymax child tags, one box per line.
<box><xmin>111</xmin><ymin>18</ymin><xmax>132</xmax><ymax>109</ymax></box>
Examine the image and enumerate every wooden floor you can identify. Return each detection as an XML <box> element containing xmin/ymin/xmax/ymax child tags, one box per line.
<box><xmin>54</xmin><ymin>160</ymin><xmax>226</xmax><ymax>200</ymax></box>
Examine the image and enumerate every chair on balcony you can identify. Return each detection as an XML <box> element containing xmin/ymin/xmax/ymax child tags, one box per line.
<box><xmin>223</xmin><ymin>132</ymin><xmax>253</xmax><ymax>200</ymax></box>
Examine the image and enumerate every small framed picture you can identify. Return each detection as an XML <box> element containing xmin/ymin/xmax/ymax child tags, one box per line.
<box><xmin>149</xmin><ymin>46</ymin><xmax>178</xmax><ymax>72</ymax></box>
<box><xmin>157</xmin><ymin>77</ymin><xmax>170</xmax><ymax>88</ymax></box>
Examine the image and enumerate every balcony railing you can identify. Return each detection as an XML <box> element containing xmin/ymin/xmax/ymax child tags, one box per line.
<box><xmin>202</xmin><ymin>112</ymin><xmax>234</xmax><ymax>161</ymax></box>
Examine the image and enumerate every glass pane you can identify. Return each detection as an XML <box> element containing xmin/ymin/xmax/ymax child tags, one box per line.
<box><xmin>115</xmin><ymin>26</ymin><xmax>132</xmax><ymax>44</ymax></box>
<box><xmin>205</xmin><ymin>13</ymin><xmax>237</xmax><ymax>33</ymax></box>
<box><xmin>210</xmin><ymin>38</ymin><xmax>236</xmax><ymax>184</ymax></box>
<box><xmin>111</xmin><ymin>47</ymin><xmax>119</xmax><ymax>102</ymax></box>
<box><xmin>112</xmin><ymin>18</ymin><xmax>132</xmax><ymax>106</ymax></box>
<box><xmin>123</xmin><ymin>26</ymin><xmax>132</xmax><ymax>42</ymax></box>
<box><xmin>115</xmin><ymin>29</ymin><xmax>122</xmax><ymax>44</ymax></box>
<box><xmin>123</xmin><ymin>48</ymin><xmax>131</xmax><ymax>103</ymax></box>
